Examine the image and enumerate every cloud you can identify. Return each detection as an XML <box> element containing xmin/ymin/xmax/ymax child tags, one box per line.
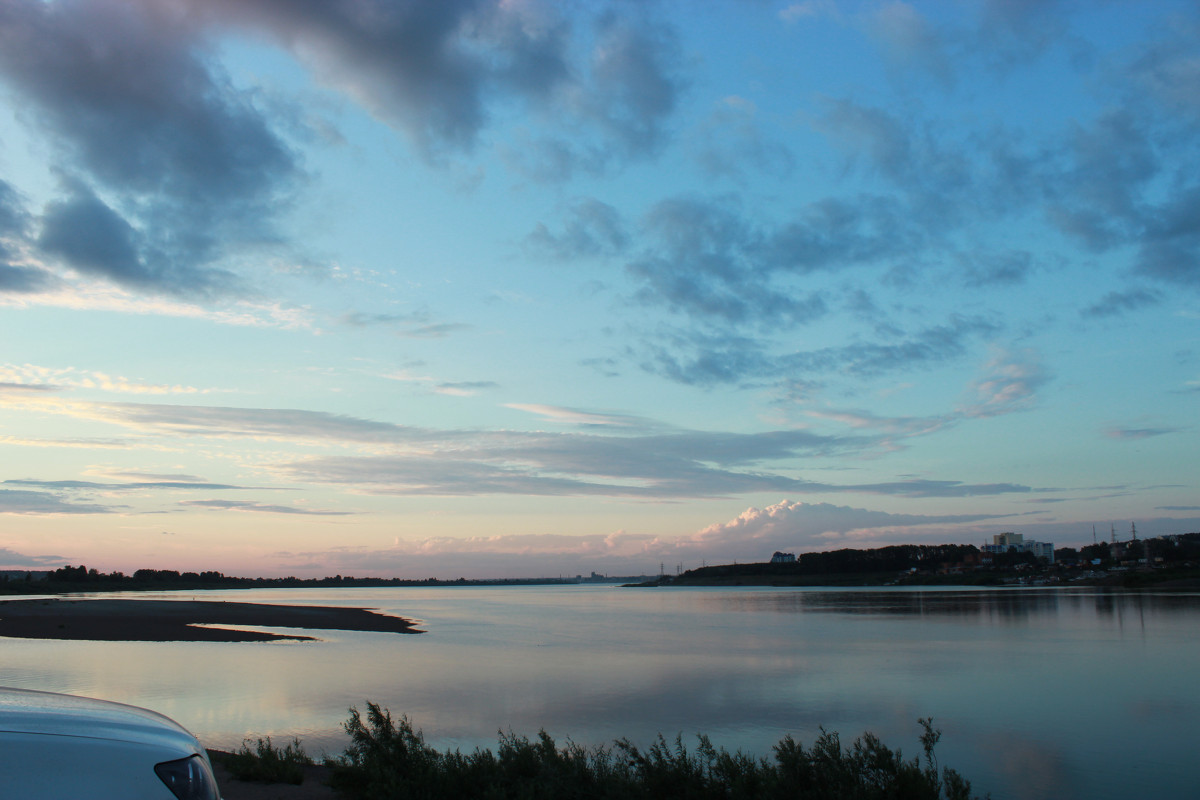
<box><xmin>962</xmin><ymin>349</ymin><xmax>1049</xmax><ymax>418</ymax></box>
<box><xmin>0</xmin><ymin>0</ymin><xmax>299</xmax><ymax>297</ymax></box>
<box><xmin>186</xmin><ymin>0</ymin><xmax>681</xmax><ymax>176</ymax></box>
<box><xmin>0</xmin><ymin>488</ymin><xmax>114</xmax><ymax>514</ymax></box>
<box><xmin>0</xmin><ymin>363</ymin><xmax>204</xmax><ymax>396</ymax></box>
<box><xmin>0</xmin><ymin>180</ymin><xmax>59</xmax><ymax>294</ymax></box>
<box><xmin>525</xmin><ymin>198</ymin><xmax>629</xmax><ymax>261</ymax></box>
<box><xmin>38</xmin><ymin>183</ymin><xmax>151</xmax><ymax>286</ymax></box>
<box><xmin>864</xmin><ymin>2</ymin><xmax>952</xmax><ymax>85</ymax></box>
<box><xmin>179</xmin><ymin>499</ymin><xmax>353</xmax><ymax>515</ymax></box>
<box><xmin>686</xmin><ymin>499</ymin><xmax>1011</xmax><ymax>552</ymax></box>
<box><xmin>277</xmin><ymin>498</ymin><xmax>1022</xmax><ymax>578</ymax></box>
<box><xmin>636</xmin><ymin>314</ymin><xmax>997</xmax><ymax>388</ymax></box>
<box><xmin>1105</xmin><ymin>427</ymin><xmax>1181</xmax><ymax>440</ymax></box>
<box><xmin>1135</xmin><ymin>186</ymin><xmax>1200</xmax><ymax>287</ymax></box>
<box><xmin>506</xmin><ymin>404</ymin><xmax>654</xmax><ymax>429</ymax></box>
<box><xmin>960</xmin><ymin>251</ymin><xmax>1033</xmax><ymax>288</ymax></box>
<box><xmin>688</xmin><ymin>96</ymin><xmax>795</xmax><ymax>181</ymax></box>
<box><xmin>780</xmin><ymin>1</ymin><xmax>839</xmax><ymax>24</ymax></box>
<box><xmin>4</xmin><ymin>478</ymin><xmax>247</xmax><ymax>492</ymax></box>
<box><xmin>626</xmin><ymin>196</ymin><xmax>832</xmax><ymax>327</ymax></box>
<box><xmin>0</xmin><ymin>264</ymin><xmax>58</xmax><ymax>294</ymax></box>
<box><xmin>0</xmin><ymin>180</ymin><xmax>29</xmax><ymax>237</ymax></box>
<box><xmin>0</xmin><ymin>381</ymin><xmax>59</xmax><ymax>394</ymax></box>
<box><xmin>434</xmin><ymin>381</ymin><xmax>497</xmax><ymax>397</ymax></box>
<box><xmin>0</xmin><ymin>392</ymin><xmax>1046</xmax><ymax>500</ymax></box>
<box><xmin>1081</xmin><ymin>288</ymin><xmax>1163</xmax><ymax>318</ymax></box>
<box><xmin>0</xmin><ymin>547</ymin><xmax>72</xmax><ymax>568</ymax></box>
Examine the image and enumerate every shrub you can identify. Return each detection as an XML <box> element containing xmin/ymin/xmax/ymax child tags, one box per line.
<box><xmin>328</xmin><ymin>704</ymin><xmax>980</xmax><ymax>799</ymax></box>
<box><xmin>219</xmin><ymin>736</ymin><xmax>313</xmax><ymax>785</ymax></box>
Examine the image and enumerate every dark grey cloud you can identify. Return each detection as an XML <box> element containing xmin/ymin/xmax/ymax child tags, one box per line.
<box><xmin>196</xmin><ymin>0</ymin><xmax>501</xmax><ymax>157</ymax></box>
<box><xmin>628</xmin><ymin>197</ymin><xmax>834</xmax><ymax>327</ymax></box>
<box><xmin>0</xmin><ymin>547</ymin><xmax>72</xmax><ymax>568</ymax></box>
<box><xmin>1135</xmin><ymin>186</ymin><xmax>1200</xmax><ymax>287</ymax></box>
<box><xmin>1082</xmin><ymin>287</ymin><xmax>1163</xmax><ymax>318</ymax></box>
<box><xmin>581</xmin><ymin>13</ymin><xmax>682</xmax><ymax>159</ymax></box>
<box><xmin>975</xmin><ymin>0</ymin><xmax>1073</xmax><ymax>68</ymax></box>
<box><xmin>179</xmin><ymin>499</ymin><xmax>352</xmax><ymax>515</ymax></box>
<box><xmin>500</xmin><ymin>14</ymin><xmax>684</xmax><ymax>181</ymax></box>
<box><xmin>640</xmin><ymin>315</ymin><xmax>996</xmax><ymax>388</ymax></box>
<box><xmin>0</xmin><ymin>0</ymin><xmax>299</xmax><ymax>296</ymax></box>
<box><xmin>37</xmin><ymin>184</ymin><xmax>148</xmax><ymax>286</ymax></box>
<box><xmin>1048</xmin><ymin>110</ymin><xmax>1157</xmax><ymax>251</ymax></box>
<box><xmin>0</xmin><ymin>265</ymin><xmax>56</xmax><ymax>293</ymax></box>
<box><xmin>525</xmin><ymin>199</ymin><xmax>629</xmax><ymax>261</ymax></box>
<box><xmin>193</xmin><ymin>0</ymin><xmax>680</xmax><ymax>175</ymax></box>
<box><xmin>0</xmin><ymin>180</ymin><xmax>55</xmax><ymax>293</ymax></box>
<box><xmin>688</xmin><ymin>98</ymin><xmax>795</xmax><ymax>182</ymax></box>
<box><xmin>0</xmin><ymin>179</ymin><xmax>29</xmax><ymax>237</ymax></box>
<box><xmin>1124</xmin><ymin>17</ymin><xmax>1200</xmax><ymax>123</ymax></box>
<box><xmin>961</xmin><ymin>251</ymin><xmax>1033</xmax><ymax>288</ymax></box>
<box><xmin>0</xmin><ymin>488</ymin><xmax>114</xmax><ymax>514</ymax></box>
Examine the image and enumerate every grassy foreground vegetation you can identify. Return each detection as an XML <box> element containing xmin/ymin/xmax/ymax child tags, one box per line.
<box><xmin>217</xmin><ymin>736</ymin><xmax>314</xmax><ymax>784</ymax></box>
<box><xmin>235</xmin><ymin>704</ymin><xmax>981</xmax><ymax>799</ymax></box>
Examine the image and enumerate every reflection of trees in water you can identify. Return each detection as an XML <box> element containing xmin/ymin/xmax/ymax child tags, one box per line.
<box><xmin>709</xmin><ymin>589</ymin><xmax>1200</xmax><ymax>623</ymax></box>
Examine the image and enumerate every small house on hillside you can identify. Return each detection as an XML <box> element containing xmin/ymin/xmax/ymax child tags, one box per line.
<box><xmin>770</xmin><ymin>551</ymin><xmax>796</xmax><ymax>564</ymax></box>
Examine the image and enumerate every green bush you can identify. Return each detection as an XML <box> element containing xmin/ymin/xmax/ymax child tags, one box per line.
<box><xmin>220</xmin><ymin>736</ymin><xmax>314</xmax><ymax>785</ymax></box>
<box><xmin>328</xmin><ymin>703</ymin><xmax>981</xmax><ymax>799</ymax></box>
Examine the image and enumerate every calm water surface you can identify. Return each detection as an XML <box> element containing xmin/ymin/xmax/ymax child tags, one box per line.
<box><xmin>1</xmin><ymin>585</ymin><xmax>1196</xmax><ymax>799</ymax></box>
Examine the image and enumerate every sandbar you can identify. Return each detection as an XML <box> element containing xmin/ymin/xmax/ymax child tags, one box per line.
<box><xmin>0</xmin><ymin>598</ymin><xmax>422</xmax><ymax>642</ymax></box>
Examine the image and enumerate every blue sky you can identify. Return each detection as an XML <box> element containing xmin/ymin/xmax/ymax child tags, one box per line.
<box><xmin>0</xmin><ymin>0</ymin><xmax>1197</xmax><ymax>578</ymax></box>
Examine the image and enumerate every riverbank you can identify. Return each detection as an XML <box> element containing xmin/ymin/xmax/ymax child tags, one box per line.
<box><xmin>0</xmin><ymin>598</ymin><xmax>421</xmax><ymax>641</ymax></box>
<box><xmin>209</xmin><ymin>750</ymin><xmax>338</xmax><ymax>800</ymax></box>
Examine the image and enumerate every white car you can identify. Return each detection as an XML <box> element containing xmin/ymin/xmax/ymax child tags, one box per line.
<box><xmin>0</xmin><ymin>687</ymin><xmax>222</xmax><ymax>799</ymax></box>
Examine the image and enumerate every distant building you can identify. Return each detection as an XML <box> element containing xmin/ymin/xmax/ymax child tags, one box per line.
<box><xmin>770</xmin><ymin>551</ymin><xmax>796</xmax><ymax>563</ymax></box>
<box><xmin>981</xmin><ymin>532</ymin><xmax>1055</xmax><ymax>563</ymax></box>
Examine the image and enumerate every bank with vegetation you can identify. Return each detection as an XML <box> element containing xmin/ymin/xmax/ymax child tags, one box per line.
<box><xmin>632</xmin><ymin>533</ymin><xmax>1200</xmax><ymax>589</ymax></box>
<box><xmin>219</xmin><ymin>706</ymin><xmax>980</xmax><ymax>800</ymax></box>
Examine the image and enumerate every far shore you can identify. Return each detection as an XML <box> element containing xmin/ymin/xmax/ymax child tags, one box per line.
<box><xmin>0</xmin><ymin>598</ymin><xmax>422</xmax><ymax>642</ymax></box>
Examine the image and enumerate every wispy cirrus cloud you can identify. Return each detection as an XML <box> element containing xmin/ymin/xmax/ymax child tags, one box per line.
<box><xmin>179</xmin><ymin>499</ymin><xmax>353</xmax><ymax>516</ymax></box>
<box><xmin>0</xmin><ymin>488</ymin><xmax>116</xmax><ymax>515</ymax></box>
<box><xmin>4</xmin><ymin>478</ymin><xmax>247</xmax><ymax>492</ymax></box>
<box><xmin>0</xmin><ymin>364</ymin><xmax>206</xmax><ymax>395</ymax></box>
<box><xmin>1105</xmin><ymin>426</ymin><xmax>1182</xmax><ymax>440</ymax></box>
<box><xmin>0</xmin><ymin>388</ymin><xmax>1041</xmax><ymax>500</ymax></box>
<box><xmin>961</xmin><ymin>349</ymin><xmax>1049</xmax><ymax>418</ymax></box>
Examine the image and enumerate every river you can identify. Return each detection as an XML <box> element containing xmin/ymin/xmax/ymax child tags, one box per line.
<box><xmin>1</xmin><ymin>584</ymin><xmax>1196</xmax><ymax>799</ymax></box>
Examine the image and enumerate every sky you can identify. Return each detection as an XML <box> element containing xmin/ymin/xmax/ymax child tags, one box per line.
<box><xmin>0</xmin><ymin>0</ymin><xmax>1197</xmax><ymax>579</ymax></box>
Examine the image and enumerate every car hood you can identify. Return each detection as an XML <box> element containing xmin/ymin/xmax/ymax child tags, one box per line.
<box><xmin>0</xmin><ymin>687</ymin><xmax>202</xmax><ymax>753</ymax></box>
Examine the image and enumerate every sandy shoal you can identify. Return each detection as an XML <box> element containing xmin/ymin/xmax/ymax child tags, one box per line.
<box><xmin>0</xmin><ymin>598</ymin><xmax>422</xmax><ymax>642</ymax></box>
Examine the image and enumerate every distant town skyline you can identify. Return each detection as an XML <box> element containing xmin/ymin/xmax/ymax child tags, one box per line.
<box><xmin>1</xmin><ymin>1</ymin><xmax>1197</xmax><ymax>578</ymax></box>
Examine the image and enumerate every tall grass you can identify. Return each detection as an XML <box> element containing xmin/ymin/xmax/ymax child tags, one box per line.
<box><xmin>219</xmin><ymin>736</ymin><xmax>314</xmax><ymax>785</ymax></box>
<box><xmin>326</xmin><ymin>703</ymin><xmax>980</xmax><ymax>799</ymax></box>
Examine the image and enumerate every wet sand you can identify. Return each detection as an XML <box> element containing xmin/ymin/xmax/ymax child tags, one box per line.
<box><xmin>0</xmin><ymin>598</ymin><xmax>421</xmax><ymax>641</ymax></box>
